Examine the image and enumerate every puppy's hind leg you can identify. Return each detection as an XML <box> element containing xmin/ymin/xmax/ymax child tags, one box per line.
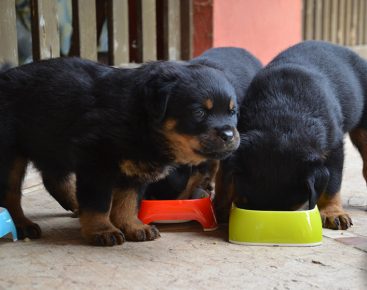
<box><xmin>42</xmin><ymin>171</ymin><xmax>79</xmax><ymax>213</ymax></box>
<box><xmin>317</xmin><ymin>143</ymin><xmax>352</xmax><ymax>230</ymax></box>
<box><xmin>350</xmin><ymin>127</ymin><xmax>367</xmax><ymax>182</ymax></box>
<box><xmin>0</xmin><ymin>156</ymin><xmax>42</xmax><ymax>239</ymax></box>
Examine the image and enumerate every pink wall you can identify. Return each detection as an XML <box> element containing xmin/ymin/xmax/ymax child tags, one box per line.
<box><xmin>213</xmin><ymin>0</ymin><xmax>303</xmax><ymax>64</ymax></box>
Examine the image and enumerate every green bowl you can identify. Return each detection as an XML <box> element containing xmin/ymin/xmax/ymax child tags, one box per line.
<box><xmin>229</xmin><ymin>204</ymin><xmax>322</xmax><ymax>246</ymax></box>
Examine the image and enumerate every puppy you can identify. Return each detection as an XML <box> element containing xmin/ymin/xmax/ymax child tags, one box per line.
<box><xmin>144</xmin><ymin>47</ymin><xmax>262</xmax><ymax>201</ymax></box>
<box><xmin>215</xmin><ymin>41</ymin><xmax>367</xmax><ymax>229</ymax></box>
<box><xmin>0</xmin><ymin>56</ymin><xmax>240</xmax><ymax>246</ymax></box>
<box><xmin>144</xmin><ymin>161</ymin><xmax>219</xmax><ymax>200</ymax></box>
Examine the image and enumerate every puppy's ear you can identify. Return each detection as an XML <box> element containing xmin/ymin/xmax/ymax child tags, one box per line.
<box><xmin>141</xmin><ymin>82</ymin><xmax>174</xmax><ymax>123</ymax></box>
<box><xmin>136</xmin><ymin>62</ymin><xmax>182</xmax><ymax>123</ymax></box>
<box><xmin>306</xmin><ymin>165</ymin><xmax>329</xmax><ymax>209</ymax></box>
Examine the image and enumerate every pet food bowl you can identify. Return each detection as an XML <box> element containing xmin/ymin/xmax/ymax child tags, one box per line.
<box><xmin>0</xmin><ymin>207</ymin><xmax>18</xmax><ymax>241</ymax></box>
<box><xmin>138</xmin><ymin>197</ymin><xmax>218</xmax><ymax>231</ymax></box>
<box><xmin>229</xmin><ymin>204</ymin><xmax>322</xmax><ymax>246</ymax></box>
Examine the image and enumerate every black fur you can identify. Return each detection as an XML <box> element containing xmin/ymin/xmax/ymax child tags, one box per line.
<box><xmin>228</xmin><ymin>41</ymin><xmax>367</xmax><ymax>216</ymax></box>
<box><xmin>145</xmin><ymin>47</ymin><xmax>262</xmax><ymax>200</ymax></box>
<box><xmin>0</xmin><ymin>52</ymin><xmax>243</xmax><ymax>245</ymax></box>
<box><xmin>190</xmin><ymin>47</ymin><xmax>262</xmax><ymax>104</ymax></box>
<box><xmin>144</xmin><ymin>165</ymin><xmax>192</xmax><ymax>200</ymax></box>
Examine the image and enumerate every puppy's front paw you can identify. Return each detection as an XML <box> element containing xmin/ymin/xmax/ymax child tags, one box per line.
<box><xmin>80</xmin><ymin>211</ymin><xmax>126</xmax><ymax>246</ymax></box>
<box><xmin>123</xmin><ymin>223</ymin><xmax>160</xmax><ymax>242</ymax></box>
<box><xmin>16</xmin><ymin>221</ymin><xmax>42</xmax><ymax>239</ymax></box>
<box><xmin>320</xmin><ymin>210</ymin><xmax>353</xmax><ymax>230</ymax></box>
<box><xmin>82</xmin><ymin>228</ymin><xmax>125</xmax><ymax>247</ymax></box>
<box><xmin>318</xmin><ymin>192</ymin><xmax>352</xmax><ymax>230</ymax></box>
<box><xmin>87</xmin><ymin>229</ymin><xmax>125</xmax><ymax>247</ymax></box>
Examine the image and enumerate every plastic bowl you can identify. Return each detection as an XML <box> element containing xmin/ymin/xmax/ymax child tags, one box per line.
<box><xmin>138</xmin><ymin>197</ymin><xmax>218</xmax><ymax>231</ymax></box>
<box><xmin>229</xmin><ymin>204</ymin><xmax>322</xmax><ymax>246</ymax></box>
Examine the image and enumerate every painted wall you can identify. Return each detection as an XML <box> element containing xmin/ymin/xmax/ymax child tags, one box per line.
<box><xmin>212</xmin><ymin>0</ymin><xmax>303</xmax><ymax>64</ymax></box>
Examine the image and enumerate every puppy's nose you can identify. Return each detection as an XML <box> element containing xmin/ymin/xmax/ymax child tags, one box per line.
<box><xmin>219</xmin><ymin>129</ymin><xmax>234</xmax><ymax>141</ymax></box>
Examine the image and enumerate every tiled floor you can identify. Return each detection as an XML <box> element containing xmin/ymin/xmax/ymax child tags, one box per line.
<box><xmin>0</xmin><ymin>138</ymin><xmax>366</xmax><ymax>290</ymax></box>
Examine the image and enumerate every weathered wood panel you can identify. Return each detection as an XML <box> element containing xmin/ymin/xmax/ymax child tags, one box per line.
<box><xmin>163</xmin><ymin>0</ymin><xmax>181</xmax><ymax>60</ymax></box>
<box><xmin>314</xmin><ymin>0</ymin><xmax>323</xmax><ymax>40</ymax></box>
<box><xmin>337</xmin><ymin>0</ymin><xmax>346</xmax><ymax>44</ymax></box>
<box><xmin>31</xmin><ymin>0</ymin><xmax>60</xmax><ymax>60</ymax></box>
<box><xmin>350</xmin><ymin>0</ymin><xmax>358</xmax><ymax>46</ymax></box>
<box><xmin>303</xmin><ymin>0</ymin><xmax>367</xmax><ymax>47</ymax></box>
<box><xmin>72</xmin><ymin>0</ymin><xmax>97</xmax><ymax>60</ymax></box>
<box><xmin>0</xmin><ymin>0</ymin><xmax>18</xmax><ymax>65</ymax></box>
<box><xmin>141</xmin><ymin>0</ymin><xmax>157</xmax><ymax>61</ymax></box>
<box><xmin>1</xmin><ymin>0</ymin><xmax>191</xmax><ymax>66</ymax></box>
<box><xmin>322</xmin><ymin>0</ymin><xmax>331</xmax><ymax>40</ymax></box>
<box><xmin>345</xmin><ymin>0</ymin><xmax>353</xmax><ymax>45</ymax></box>
<box><xmin>330</xmin><ymin>0</ymin><xmax>339</xmax><ymax>42</ymax></box>
<box><xmin>108</xmin><ymin>0</ymin><xmax>129</xmax><ymax>65</ymax></box>
<box><xmin>180</xmin><ymin>0</ymin><xmax>193</xmax><ymax>60</ymax></box>
<box><xmin>363</xmin><ymin>0</ymin><xmax>367</xmax><ymax>44</ymax></box>
<box><xmin>303</xmin><ymin>0</ymin><xmax>314</xmax><ymax>40</ymax></box>
<box><xmin>357</xmin><ymin>0</ymin><xmax>365</xmax><ymax>44</ymax></box>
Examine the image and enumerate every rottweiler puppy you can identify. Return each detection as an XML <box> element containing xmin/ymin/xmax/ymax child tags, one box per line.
<box><xmin>144</xmin><ymin>161</ymin><xmax>219</xmax><ymax>200</ymax></box>
<box><xmin>0</xmin><ymin>56</ymin><xmax>240</xmax><ymax>246</ymax></box>
<box><xmin>215</xmin><ymin>41</ymin><xmax>367</xmax><ymax>229</ymax></box>
<box><xmin>144</xmin><ymin>47</ymin><xmax>262</xmax><ymax>201</ymax></box>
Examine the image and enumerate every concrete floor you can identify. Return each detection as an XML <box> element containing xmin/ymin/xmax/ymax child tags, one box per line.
<box><xmin>0</xmin><ymin>138</ymin><xmax>366</xmax><ymax>290</ymax></box>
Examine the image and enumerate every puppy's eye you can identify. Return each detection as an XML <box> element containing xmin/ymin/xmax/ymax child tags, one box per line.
<box><xmin>194</xmin><ymin>109</ymin><xmax>206</xmax><ymax>120</ymax></box>
<box><xmin>229</xmin><ymin>109</ymin><xmax>237</xmax><ymax>115</ymax></box>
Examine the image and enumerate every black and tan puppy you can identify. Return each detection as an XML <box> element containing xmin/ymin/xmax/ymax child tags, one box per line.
<box><xmin>0</xmin><ymin>55</ymin><xmax>241</xmax><ymax>246</ymax></box>
<box><xmin>144</xmin><ymin>161</ymin><xmax>219</xmax><ymax>200</ymax></box>
<box><xmin>144</xmin><ymin>47</ymin><xmax>262</xmax><ymax>200</ymax></box>
<box><xmin>215</xmin><ymin>41</ymin><xmax>367</xmax><ymax>229</ymax></box>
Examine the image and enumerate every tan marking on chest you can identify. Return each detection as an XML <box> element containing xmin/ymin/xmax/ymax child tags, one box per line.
<box><xmin>120</xmin><ymin>160</ymin><xmax>173</xmax><ymax>182</ymax></box>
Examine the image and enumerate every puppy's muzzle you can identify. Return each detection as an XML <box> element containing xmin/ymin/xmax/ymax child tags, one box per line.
<box><xmin>217</xmin><ymin>126</ymin><xmax>235</xmax><ymax>142</ymax></box>
<box><xmin>196</xmin><ymin>126</ymin><xmax>240</xmax><ymax>160</ymax></box>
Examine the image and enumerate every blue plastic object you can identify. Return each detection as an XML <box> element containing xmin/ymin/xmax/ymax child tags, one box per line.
<box><xmin>0</xmin><ymin>207</ymin><xmax>17</xmax><ymax>241</ymax></box>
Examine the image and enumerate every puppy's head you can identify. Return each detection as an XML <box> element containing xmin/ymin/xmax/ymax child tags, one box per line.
<box><xmin>233</xmin><ymin>131</ymin><xmax>330</xmax><ymax>210</ymax></box>
<box><xmin>138</xmin><ymin>61</ymin><xmax>240</xmax><ymax>165</ymax></box>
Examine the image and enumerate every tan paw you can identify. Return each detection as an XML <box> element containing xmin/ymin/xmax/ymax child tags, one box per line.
<box><xmin>80</xmin><ymin>211</ymin><xmax>125</xmax><ymax>246</ymax></box>
<box><xmin>85</xmin><ymin>229</ymin><xmax>125</xmax><ymax>247</ymax></box>
<box><xmin>318</xmin><ymin>192</ymin><xmax>352</xmax><ymax>230</ymax></box>
<box><xmin>123</xmin><ymin>223</ymin><xmax>160</xmax><ymax>242</ymax></box>
<box><xmin>320</xmin><ymin>211</ymin><xmax>353</xmax><ymax>230</ymax></box>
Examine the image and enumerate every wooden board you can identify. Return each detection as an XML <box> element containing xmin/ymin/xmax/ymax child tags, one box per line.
<box><xmin>141</xmin><ymin>0</ymin><xmax>157</xmax><ymax>61</ymax></box>
<box><xmin>71</xmin><ymin>0</ymin><xmax>97</xmax><ymax>60</ymax></box>
<box><xmin>0</xmin><ymin>0</ymin><xmax>18</xmax><ymax>65</ymax></box>
<box><xmin>31</xmin><ymin>0</ymin><xmax>60</xmax><ymax>60</ymax></box>
<box><xmin>108</xmin><ymin>0</ymin><xmax>129</xmax><ymax>65</ymax></box>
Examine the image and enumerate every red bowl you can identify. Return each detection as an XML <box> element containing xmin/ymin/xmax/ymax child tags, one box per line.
<box><xmin>138</xmin><ymin>197</ymin><xmax>218</xmax><ymax>231</ymax></box>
